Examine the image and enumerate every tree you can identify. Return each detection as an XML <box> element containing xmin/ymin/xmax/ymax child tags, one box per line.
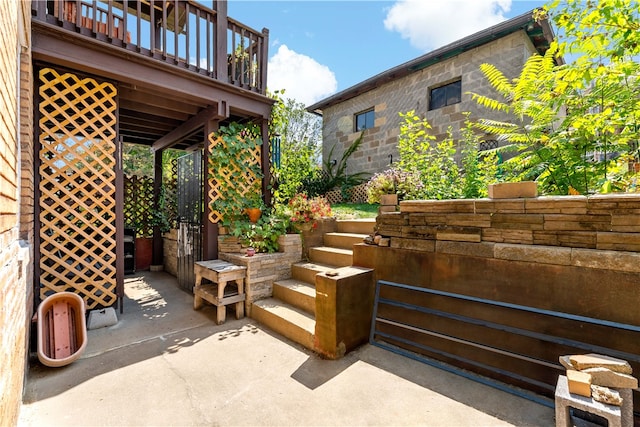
<box><xmin>268</xmin><ymin>90</ymin><xmax>323</xmax><ymax>203</ymax></box>
<box><xmin>469</xmin><ymin>1</ymin><xmax>640</xmax><ymax>194</ymax></box>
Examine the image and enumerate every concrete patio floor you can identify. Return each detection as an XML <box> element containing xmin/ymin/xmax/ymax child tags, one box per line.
<box><xmin>19</xmin><ymin>271</ymin><xmax>554</xmax><ymax>426</ymax></box>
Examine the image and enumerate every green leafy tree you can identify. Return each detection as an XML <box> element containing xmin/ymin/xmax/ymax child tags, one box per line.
<box><xmin>269</xmin><ymin>90</ymin><xmax>322</xmax><ymax>203</ymax></box>
<box><xmin>470</xmin><ymin>2</ymin><xmax>640</xmax><ymax>194</ymax></box>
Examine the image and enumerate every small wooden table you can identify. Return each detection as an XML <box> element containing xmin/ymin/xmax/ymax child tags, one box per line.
<box><xmin>193</xmin><ymin>260</ymin><xmax>246</xmax><ymax>325</ymax></box>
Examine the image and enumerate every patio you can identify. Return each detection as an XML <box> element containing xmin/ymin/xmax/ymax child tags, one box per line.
<box><xmin>19</xmin><ymin>271</ymin><xmax>553</xmax><ymax>426</ymax></box>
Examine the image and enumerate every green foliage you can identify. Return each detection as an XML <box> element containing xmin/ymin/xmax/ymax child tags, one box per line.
<box><xmin>208</xmin><ymin>122</ymin><xmax>264</xmax><ymax>226</ymax></box>
<box><xmin>302</xmin><ymin>131</ymin><xmax>369</xmax><ymax>197</ymax></box>
<box><xmin>268</xmin><ymin>90</ymin><xmax>323</xmax><ymax>203</ymax></box>
<box><xmin>469</xmin><ymin>0</ymin><xmax>640</xmax><ymax>195</ymax></box>
<box><xmin>229</xmin><ymin>210</ymin><xmax>289</xmax><ymax>253</ymax></box>
<box><xmin>460</xmin><ymin>115</ymin><xmax>499</xmax><ymax>198</ymax></box>
<box><xmin>365</xmin><ymin>167</ymin><xmax>422</xmax><ymax>204</ymax></box>
<box><xmin>395</xmin><ymin>111</ymin><xmax>498</xmax><ymax>200</ymax></box>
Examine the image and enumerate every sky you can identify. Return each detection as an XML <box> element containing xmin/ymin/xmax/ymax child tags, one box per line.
<box><xmin>225</xmin><ymin>0</ymin><xmax>549</xmax><ymax>107</ymax></box>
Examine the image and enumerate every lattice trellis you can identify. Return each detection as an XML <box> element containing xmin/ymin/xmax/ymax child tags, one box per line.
<box><xmin>164</xmin><ymin>158</ymin><xmax>178</xmax><ymax>227</ymax></box>
<box><xmin>38</xmin><ymin>68</ymin><xmax>118</xmax><ymax>309</ymax></box>
<box><xmin>123</xmin><ymin>175</ymin><xmax>154</xmax><ymax>237</ymax></box>
<box><xmin>207</xmin><ymin>131</ymin><xmax>262</xmax><ymax>224</ymax></box>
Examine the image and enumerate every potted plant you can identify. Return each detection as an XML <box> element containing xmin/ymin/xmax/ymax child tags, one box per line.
<box><xmin>365</xmin><ymin>167</ymin><xmax>419</xmax><ymax>204</ymax></box>
<box><xmin>285</xmin><ymin>193</ymin><xmax>332</xmax><ymax>232</ymax></box>
<box><xmin>244</xmin><ymin>193</ymin><xmax>266</xmax><ymax>223</ymax></box>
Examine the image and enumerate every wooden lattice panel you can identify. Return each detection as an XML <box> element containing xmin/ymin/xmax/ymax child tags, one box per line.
<box><xmin>38</xmin><ymin>68</ymin><xmax>118</xmax><ymax>309</ymax></box>
<box><xmin>207</xmin><ymin>131</ymin><xmax>261</xmax><ymax>224</ymax></box>
<box><xmin>164</xmin><ymin>158</ymin><xmax>178</xmax><ymax>227</ymax></box>
<box><xmin>123</xmin><ymin>175</ymin><xmax>154</xmax><ymax>237</ymax></box>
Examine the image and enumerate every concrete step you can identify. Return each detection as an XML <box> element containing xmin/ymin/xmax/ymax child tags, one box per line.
<box><xmin>336</xmin><ymin>219</ymin><xmax>376</xmax><ymax>235</ymax></box>
<box><xmin>272</xmin><ymin>279</ymin><xmax>316</xmax><ymax>315</ymax></box>
<box><xmin>324</xmin><ymin>232</ymin><xmax>368</xmax><ymax>250</ymax></box>
<box><xmin>308</xmin><ymin>246</ymin><xmax>353</xmax><ymax>267</ymax></box>
<box><xmin>291</xmin><ymin>261</ymin><xmax>337</xmax><ymax>284</ymax></box>
<box><xmin>251</xmin><ymin>298</ymin><xmax>315</xmax><ymax>350</ymax></box>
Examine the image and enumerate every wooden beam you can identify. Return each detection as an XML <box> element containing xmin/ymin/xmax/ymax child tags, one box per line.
<box><xmin>151</xmin><ymin>101</ymin><xmax>228</xmax><ymax>152</ymax></box>
<box><xmin>118</xmin><ymin>86</ymin><xmax>200</xmax><ymax>115</ymax></box>
<box><xmin>119</xmin><ymin>98</ymin><xmax>192</xmax><ymax>121</ymax></box>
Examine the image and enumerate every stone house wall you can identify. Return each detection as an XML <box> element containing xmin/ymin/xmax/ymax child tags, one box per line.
<box><xmin>0</xmin><ymin>0</ymin><xmax>33</xmax><ymax>424</ymax></box>
<box><xmin>321</xmin><ymin>31</ymin><xmax>536</xmax><ymax>176</ymax></box>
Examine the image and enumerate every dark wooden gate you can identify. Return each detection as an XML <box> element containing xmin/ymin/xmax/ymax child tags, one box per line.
<box><xmin>176</xmin><ymin>151</ymin><xmax>203</xmax><ymax>292</ymax></box>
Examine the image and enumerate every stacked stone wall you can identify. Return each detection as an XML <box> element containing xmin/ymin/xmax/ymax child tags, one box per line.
<box><xmin>322</xmin><ymin>31</ymin><xmax>535</xmax><ymax>176</ymax></box>
<box><xmin>376</xmin><ymin>195</ymin><xmax>640</xmax><ymax>273</ymax></box>
<box><xmin>0</xmin><ymin>0</ymin><xmax>32</xmax><ymax>424</ymax></box>
<box><xmin>220</xmin><ymin>234</ymin><xmax>302</xmax><ymax>315</ymax></box>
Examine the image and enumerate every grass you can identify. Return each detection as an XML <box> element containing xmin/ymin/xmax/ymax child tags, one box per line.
<box><xmin>330</xmin><ymin>203</ymin><xmax>379</xmax><ymax>219</ymax></box>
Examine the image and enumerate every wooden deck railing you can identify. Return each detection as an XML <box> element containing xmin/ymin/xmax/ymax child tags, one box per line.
<box><xmin>32</xmin><ymin>0</ymin><xmax>269</xmax><ymax>94</ymax></box>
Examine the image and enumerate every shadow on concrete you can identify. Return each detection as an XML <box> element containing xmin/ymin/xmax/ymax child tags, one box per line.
<box><xmin>24</xmin><ymin>271</ymin><xmax>255</xmax><ymax>403</ymax></box>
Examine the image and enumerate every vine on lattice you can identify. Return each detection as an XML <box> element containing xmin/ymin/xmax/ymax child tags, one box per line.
<box><xmin>207</xmin><ymin>123</ymin><xmax>262</xmax><ymax>224</ymax></box>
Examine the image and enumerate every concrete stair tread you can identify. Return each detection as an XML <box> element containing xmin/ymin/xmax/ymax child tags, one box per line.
<box><xmin>274</xmin><ymin>279</ymin><xmax>316</xmax><ymax>297</ymax></box>
<box><xmin>336</xmin><ymin>219</ymin><xmax>376</xmax><ymax>234</ymax></box>
<box><xmin>252</xmin><ymin>298</ymin><xmax>315</xmax><ymax>333</ymax></box>
<box><xmin>325</xmin><ymin>232</ymin><xmax>369</xmax><ymax>239</ymax></box>
<box><xmin>311</xmin><ymin>246</ymin><xmax>353</xmax><ymax>255</ymax></box>
<box><xmin>293</xmin><ymin>261</ymin><xmax>340</xmax><ymax>272</ymax></box>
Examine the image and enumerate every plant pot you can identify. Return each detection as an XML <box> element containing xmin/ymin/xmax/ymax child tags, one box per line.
<box><xmin>246</xmin><ymin>247</ymin><xmax>255</xmax><ymax>257</ymax></box>
<box><xmin>488</xmin><ymin>181</ymin><xmax>538</xmax><ymax>199</ymax></box>
<box><xmin>135</xmin><ymin>237</ymin><xmax>153</xmax><ymax>271</ymax></box>
<box><xmin>380</xmin><ymin>194</ymin><xmax>398</xmax><ymax>206</ymax></box>
<box><xmin>293</xmin><ymin>221</ymin><xmax>314</xmax><ymax>233</ymax></box>
<box><xmin>245</xmin><ymin>207</ymin><xmax>262</xmax><ymax>223</ymax></box>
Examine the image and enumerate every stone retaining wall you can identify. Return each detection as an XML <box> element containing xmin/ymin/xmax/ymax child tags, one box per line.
<box><xmin>220</xmin><ymin>234</ymin><xmax>302</xmax><ymax>315</ymax></box>
<box><xmin>376</xmin><ymin>195</ymin><xmax>640</xmax><ymax>273</ymax></box>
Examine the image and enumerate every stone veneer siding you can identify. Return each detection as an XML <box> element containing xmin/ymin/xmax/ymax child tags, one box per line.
<box><xmin>162</xmin><ymin>229</ymin><xmax>178</xmax><ymax>277</ymax></box>
<box><xmin>377</xmin><ymin>194</ymin><xmax>640</xmax><ymax>273</ymax></box>
<box><xmin>220</xmin><ymin>234</ymin><xmax>302</xmax><ymax>316</ymax></box>
<box><xmin>321</xmin><ymin>31</ymin><xmax>536</xmax><ymax>176</ymax></box>
<box><xmin>1</xmin><ymin>0</ymin><xmax>33</xmax><ymax>424</ymax></box>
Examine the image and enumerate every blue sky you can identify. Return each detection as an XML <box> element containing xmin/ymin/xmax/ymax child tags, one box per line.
<box><xmin>225</xmin><ymin>1</ymin><xmax>548</xmax><ymax>106</ymax></box>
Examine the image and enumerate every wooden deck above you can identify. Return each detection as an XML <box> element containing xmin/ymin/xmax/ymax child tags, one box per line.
<box><xmin>31</xmin><ymin>0</ymin><xmax>273</xmax><ymax>150</ymax></box>
<box><xmin>33</xmin><ymin>0</ymin><xmax>268</xmax><ymax>95</ymax></box>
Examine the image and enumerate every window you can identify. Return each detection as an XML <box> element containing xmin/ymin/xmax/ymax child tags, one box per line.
<box><xmin>429</xmin><ymin>80</ymin><xmax>461</xmax><ymax>110</ymax></box>
<box><xmin>355</xmin><ymin>109</ymin><xmax>375</xmax><ymax>131</ymax></box>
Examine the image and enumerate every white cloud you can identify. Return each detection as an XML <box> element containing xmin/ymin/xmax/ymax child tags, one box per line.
<box><xmin>267</xmin><ymin>45</ymin><xmax>337</xmax><ymax>107</ymax></box>
<box><xmin>384</xmin><ymin>0</ymin><xmax>512</xmax><ymax>52</ymax></box>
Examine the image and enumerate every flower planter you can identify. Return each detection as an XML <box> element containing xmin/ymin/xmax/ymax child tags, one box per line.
<box><xmin>488</xmin><ymin>181</ymin><xmax>538</xmax><ymax>199</ymax></box>
<box><xmin>244</xmin><ymin>208</ymin><xmax>262</xmax><ymax>223</ymax></box>
<box><xmin>380</xmin><ymin>194</ymin><xmax>398</xmax><ymax>206</ymax></box>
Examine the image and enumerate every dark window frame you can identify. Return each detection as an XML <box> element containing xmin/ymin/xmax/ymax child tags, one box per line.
<box><xmin>429</xmin><ymin>79</ymin><xmax>462</xmax><ymax>110</ymax></box>
<box><xmin>354</xmin><ymin>109</ymin><xmax>375</xmax><ymax>132</ymax></box>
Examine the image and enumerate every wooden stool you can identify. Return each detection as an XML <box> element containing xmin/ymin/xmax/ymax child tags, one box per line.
<box><xmin>193</xmin><ymin>260</ymin><xmax>246</xmax><ymax>325</ymax></box>
<box><xmin>555</xmin><ymin>375</ymin><xmax>633</xmax><ymax>427</ymax></box>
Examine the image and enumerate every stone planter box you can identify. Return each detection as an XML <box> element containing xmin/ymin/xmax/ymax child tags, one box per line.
<box><xmin>488</xmin><ymin>181</ymin><xmax>538</xmax><ymax>199</ymax></box>
<box><xmin>380</xmin><ymin>194</ymin><xmax>398</xmax><ymax>206</ymax></box>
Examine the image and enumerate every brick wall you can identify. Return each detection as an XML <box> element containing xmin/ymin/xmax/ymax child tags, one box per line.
<box><xmin>376</xmin><ymin>194</ymin><xmax>640</xmax><ymax>273</ymax></box>
<box><xmin>0</xmin><ymin>0</ymin><xmax>32</xmax><ymax>424</ymax></box>
<box><xmin>321</xmin><ymin>31</ymin><xmax>535</xmax><ymax>176</ymax></box>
